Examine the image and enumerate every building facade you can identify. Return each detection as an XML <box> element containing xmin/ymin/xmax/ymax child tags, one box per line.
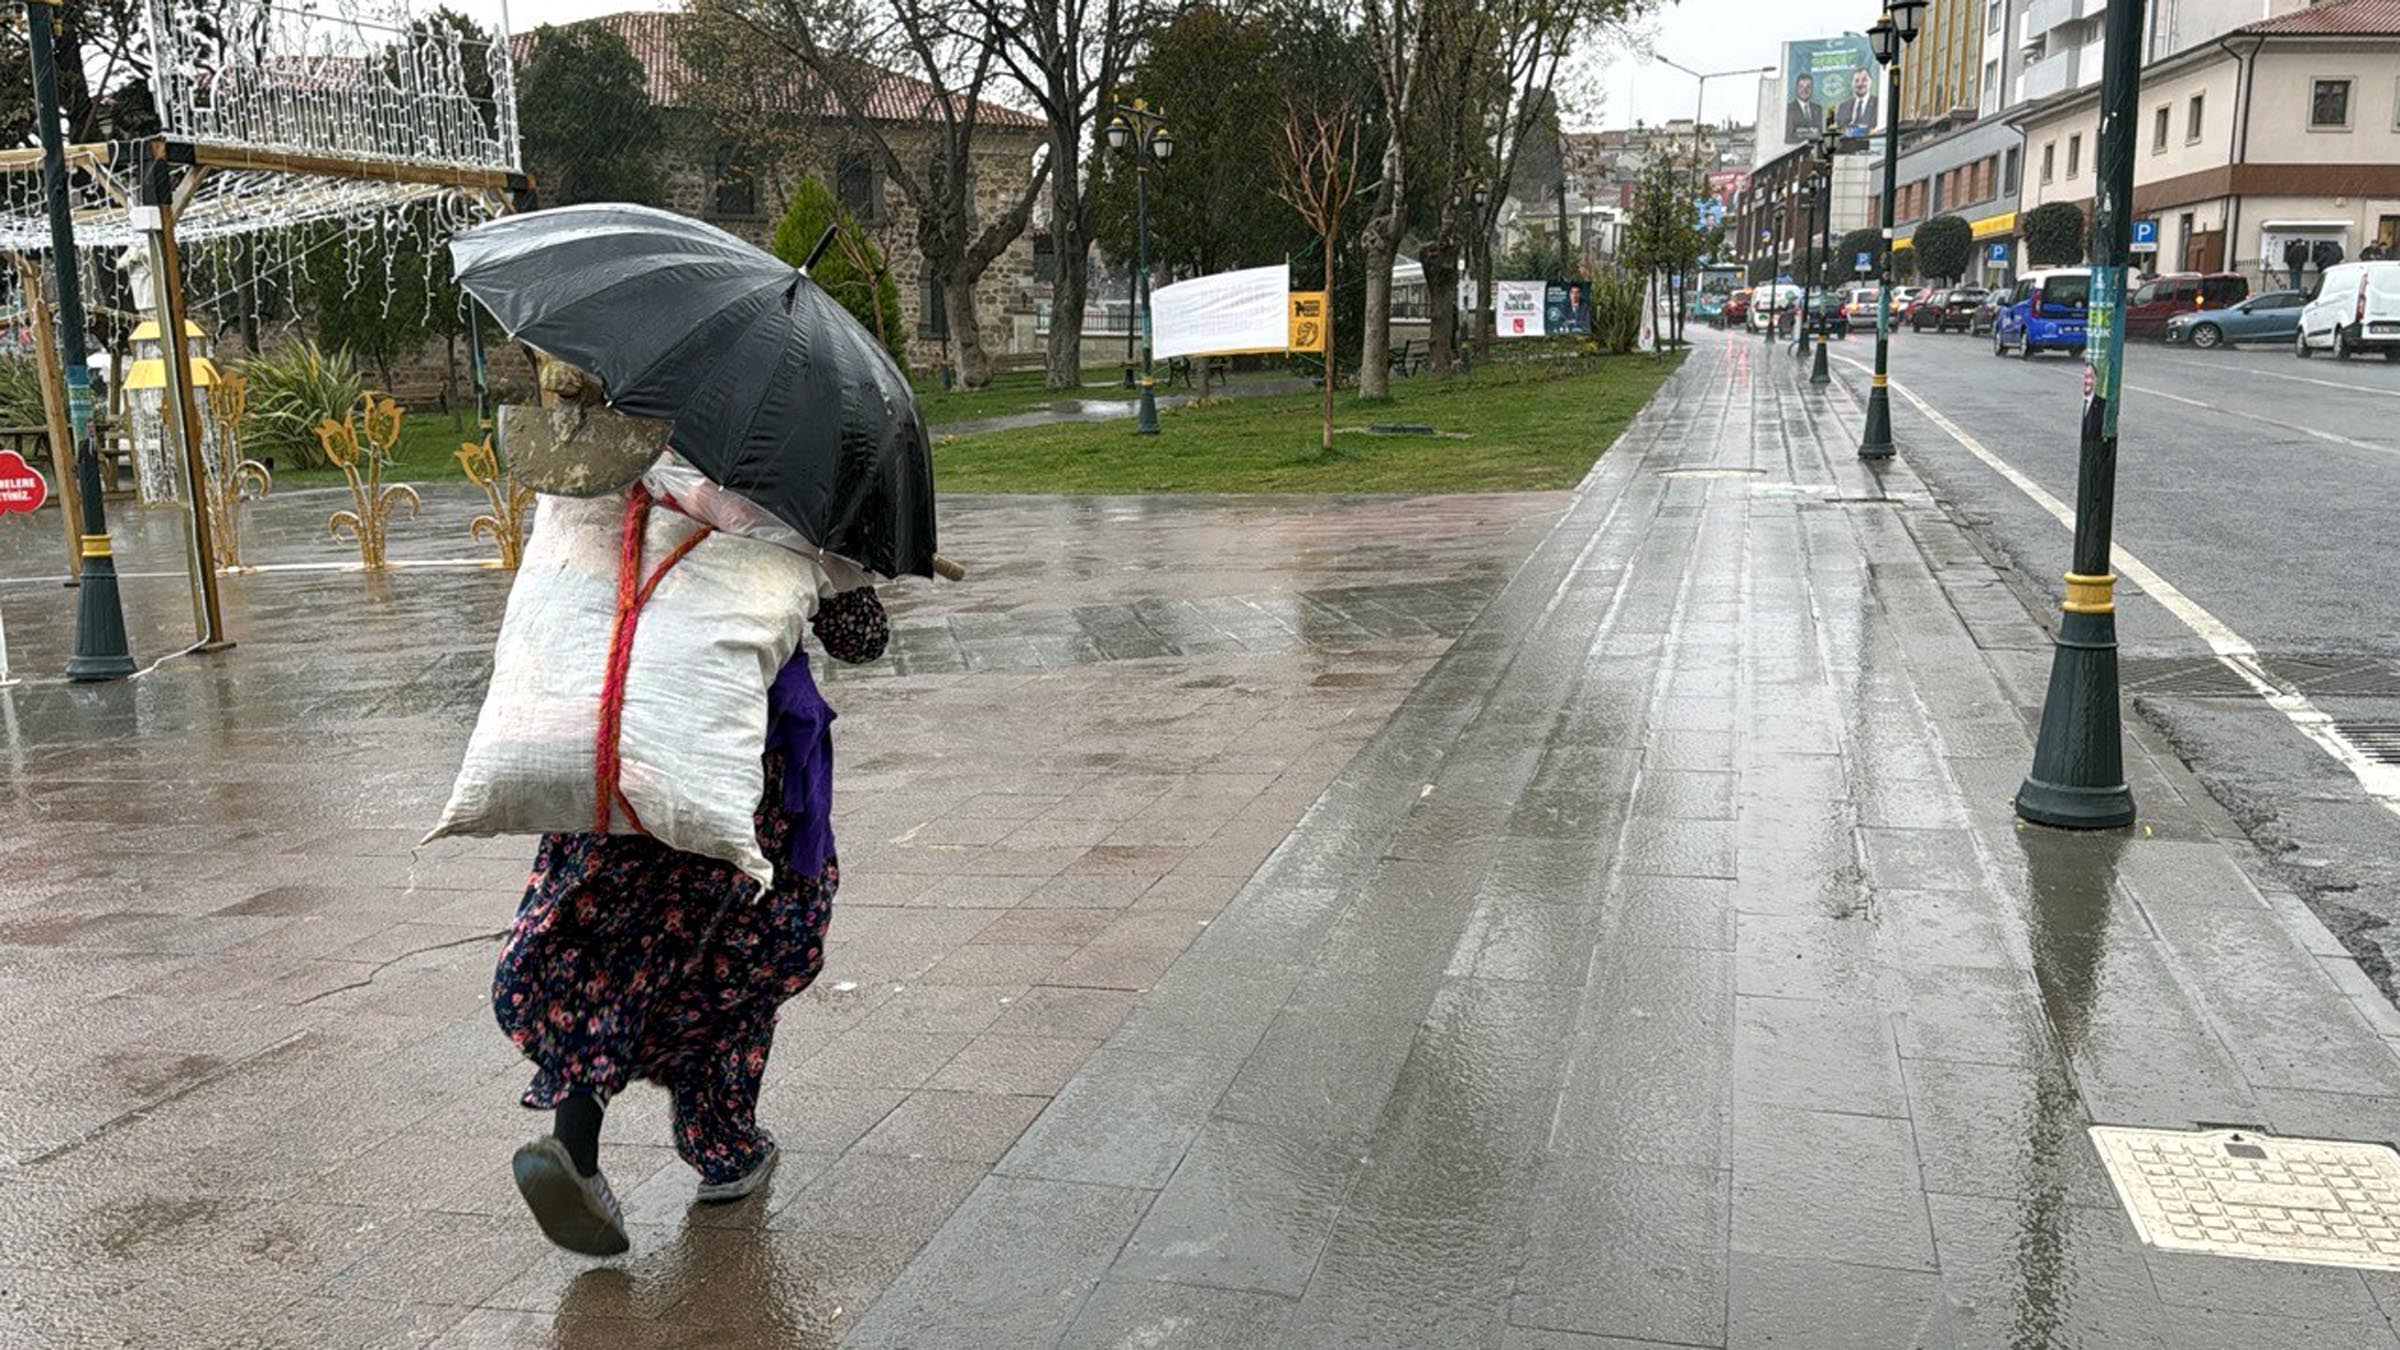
<box><xmin>520</xmin><ymin>12</ymin><xmax>1050</xmax><ymax>372</ymax></box>
<box><xmin>1731</xmin><ymin>140</ymin><xmax>1880</xmax><ymax>279</ymax></box>
<box><xmin>1908</xmin><ymin>0</ymin><xmax>1991</xmax><ymax>121</ymax></box>
<box><xmin>2012</xmin><ymin>0</ymin><xmax>2400</xmax><ymax>280</ymax></box>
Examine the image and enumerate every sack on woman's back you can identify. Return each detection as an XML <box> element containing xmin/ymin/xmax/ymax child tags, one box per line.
<box><xmin>426</xmin><ymin>489</ymin><xmax>814</xmax><ymax>884</ymax></box>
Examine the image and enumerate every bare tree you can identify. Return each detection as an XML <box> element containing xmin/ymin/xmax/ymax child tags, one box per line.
<box><xmin>966</xmin><ymin>0</ymin><xmax>1140</xmax><ymax>389</ymax></box>
<box><xmin>1355</xmin><ymin>0</ymin><xmax>1431</xmax><ymax>401</ymax></box>
<box><xmin>685</xmin><ymin>0</ymin><xmax>1051</xmax><ymax>387</ymax></box>
<box><xmin>1271</xmin><ymin>96</ymin><xmax>1362</xmax><ymax>452</ymax></box>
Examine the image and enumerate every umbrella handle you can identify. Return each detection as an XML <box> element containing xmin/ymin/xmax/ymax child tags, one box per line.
<box><xmin>933</xmin><ymin>554</ymin><xmax>966</xmax><ymax>582</ymax></box>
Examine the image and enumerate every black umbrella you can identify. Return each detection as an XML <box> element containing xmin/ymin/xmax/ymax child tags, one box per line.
<box><xmin>449</xmin><ymin>204</ymin><xmax>936</xmax><ymax>579</ymax></box>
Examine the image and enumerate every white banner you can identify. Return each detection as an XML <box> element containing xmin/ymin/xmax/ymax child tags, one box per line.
<box><xmin>1496</xmin><ymin>280</ymin><xmax>1547</xmax><ymax>338</ymax></box>
<box><xmin>1152</xmin><ymin>265</ymin><xmax>1289</xmax><ymax>359</ymax></box>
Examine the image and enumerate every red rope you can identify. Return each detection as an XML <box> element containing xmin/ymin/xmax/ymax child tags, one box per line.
<box><xmin>593</xmin><ymin>485</ymin><xmax>714</xmax><ymax>835</ymax></box>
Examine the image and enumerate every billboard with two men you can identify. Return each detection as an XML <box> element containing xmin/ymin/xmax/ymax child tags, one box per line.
<box><xmin>1781</xmin><ymin>35</ymin><xmax>1880</xmax><ymax>146</ymax></box>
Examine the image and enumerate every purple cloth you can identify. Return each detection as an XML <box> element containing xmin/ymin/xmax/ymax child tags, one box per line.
<box><xmin>766</xmin><ymin>647</ymin><xmax>837</xmax><ymax>879</ymax></box>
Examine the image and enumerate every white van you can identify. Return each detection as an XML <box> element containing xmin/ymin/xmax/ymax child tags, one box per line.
<box><xmin>1747</xmin><ymin>284</ymin><xmax>1803</xmax><ymax>331</ymax></box>
<box><xmin>2295</xmin><ymin>260</ymin><xmax>2400</xmax><ymax>360</ymax></box>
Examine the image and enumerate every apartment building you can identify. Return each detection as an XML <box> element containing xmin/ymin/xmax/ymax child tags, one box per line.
<box><xmin>2013</xmin><ymin>0</ymin><xmax>2400</xmax><ymax>278</ymax></box>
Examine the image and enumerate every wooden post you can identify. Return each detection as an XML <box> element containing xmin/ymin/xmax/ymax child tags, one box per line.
<box><xmin>139</xmin><ymin>150</ymin><xmax>230</xmax><ymax>651</ymax></box>
<box><xmin>17</xmin><ymin>256</ymin><xmax>82</xmax><ymax>580</ymax></box>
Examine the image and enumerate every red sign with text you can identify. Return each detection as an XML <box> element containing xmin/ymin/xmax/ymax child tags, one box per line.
<box><xmin>0</xmin><ymin>450</ymin><xmax>49</xmax><ymax>514</ymax></box>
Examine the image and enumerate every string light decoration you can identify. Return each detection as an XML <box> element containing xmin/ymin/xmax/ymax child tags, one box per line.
<box><xmin>121</xmin><ymin>318</ymin><xmax>224</xmax><ymax>505</ymax></box>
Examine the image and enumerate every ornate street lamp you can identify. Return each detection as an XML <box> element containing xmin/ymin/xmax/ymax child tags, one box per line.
<box><xmin>2018</xmin><ymin>0</ymin><xmax>2141</xmax><ymax>828</ymax></box>
<box><xmin>1860</xmin><ymin>0</ymin><xmax>1924</xmax><ymax>457</ymax></box>
<box><xmin>1107</xmin><ymin>97</ymin><xmax>1173</xmax><ymax>436</ymax></box>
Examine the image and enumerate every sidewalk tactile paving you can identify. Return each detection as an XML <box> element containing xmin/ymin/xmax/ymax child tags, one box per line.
<box><xmin>2092</xmin><ymin>1125</ymin><xmax>2400</xmax><ymax>1271</ymax></box>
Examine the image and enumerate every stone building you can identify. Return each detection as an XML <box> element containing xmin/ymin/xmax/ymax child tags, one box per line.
<box><xmin>519</xmin><ymin>11</ymin><xmax>1051</xmax><ymax>373</ymax></box>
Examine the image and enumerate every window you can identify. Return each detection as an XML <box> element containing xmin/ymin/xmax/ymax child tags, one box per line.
<box><xmin>2041</xmin><ymin>141</ymin><xmax>2055</xmax><ymax>183</ymax></box>
<box><xmin>2188</xmin><ymin>93</ymin><xmax>2206</xmax><ymax>142</ymax></box>
<box><xmin>2311</xmin><ymin>78</ymin><xmax>2353</xmax><ymax>129</ymax></box>
<box><xmin>2004</xmin><ymin>146</ymin><xmax>2021</xmax><ymax>195</ymax></box>
<box><xmin>709</xmin><ymin>145</ymin><xmax>758</xmax><ymax>219</ymax></box>
<box><xmin>2067</xmin><ymin>133</ymin><xmax>2082</xmax><ymax>178</ymax></box>
<box><xmin>2153</xmin><ymin>106</ymin><xmax>2169</xmax><ymax>152</ymax></box>
<box><xmin>1986</xmin><ymin>0</ymin><xmax>2000</xmax><ymax>29</ymax></box>
<box><xmin>918</xmin><ymin>263</ymin><xmax>948</xmax><ymax>339</ymax></box>
<box><xmin>2131</xmin><ymin>280</ymin><xmax>2159</xmax><ymax>306</ymax></box>
<box><xmin>1983</xmin><ymin>59</ymin><xmax>2000</xmax><ymax>109</ymax></box>
<box><xmin>1032</xmin><ymin>233</ymin><xmax>1056</xmax><ymax>285</ymax></box>
<box><xmin>836</xmin><ymin>150</ymin><xmax>882</xmax><ymax>221</ymax></box>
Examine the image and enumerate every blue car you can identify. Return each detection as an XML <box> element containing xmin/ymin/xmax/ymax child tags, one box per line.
<box><xmin>2163</xmin><ymin>289</ymin><xmax>2307</xmax><ymax>349</ymax></box>
<box><xmin>1991</xmin><ymin>267</ymin><xmax>2090</xmax><ymax>358</ymax></box>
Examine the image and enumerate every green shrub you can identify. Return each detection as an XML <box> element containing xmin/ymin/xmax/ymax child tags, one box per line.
<box><xmin>1591</xmin><ymin>271</ymin><xmax>1647</xmax><ymax>354</ymax></box>
<box><xmin>239</xmin><ymin>341</ymin><xmax>365</xmax><ymax>469</ymax></box>
<box><xmin>1912</xmin><ymin>214</ymin><xmax>1974</xmax><ymax>283</ymax></box>
<box><xmin>2024</xmin><ymin>201</ymin><xmax>2086</xmax><ymax>267</ymax></box>
<box><xmin>0</xmin><ymin>354</ymin><xmax>45</xmax><ymax>428</ymax></box>
<box><xmin>771</xmin><ymin>175</ymin><xmax>906</xmax><ymax>367</ymax></box>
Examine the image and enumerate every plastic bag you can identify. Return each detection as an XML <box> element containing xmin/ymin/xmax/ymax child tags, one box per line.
<box><xmin>643</xmin><ymin>453</ymin><xmax>877</xmax><ymax>595</ymax></box>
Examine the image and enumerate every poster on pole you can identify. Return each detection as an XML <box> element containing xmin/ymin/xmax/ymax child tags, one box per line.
<box><xmin>1152</xmin><ymin>265</ymin><xmax>1291</xmax><ymax>359</ymax></box>
<box><xmin>1287</xmin><ymin>292</ymin><xmax>1328</xmax><ymax>352</ymax></box>
<box><xmin>1496</xmin><ymin>280</ymin><xmax>1548</xmax><ymax>337</ymax></box>
<box><xmin>1780</xmin><ymin>35</ymin><xmax>1879</xmax><ymax>145</ymax></box>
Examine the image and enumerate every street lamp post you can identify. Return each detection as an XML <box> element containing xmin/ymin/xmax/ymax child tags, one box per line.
<box><xmin>1106</xmin><ymin>98</ymin><xmax>1174</xmax><ymax>437</ymax></box>
<box><xmin>1860</xmin><ymin>0</ymin><xmax>1925</xmax><ymax>458</ymax></box>
<box><xmin>1794</xmin><ymin>173</ymin><xmax>1818</xmax><ymax>359</ymax></box>
<box><xmin>2017</xmin><ymin>0</ymin><xmax>2143</xmax><ymax>829</ymax></box>
<box><xmin>1653</xmin><ymin>59</ymin><xmax>1775</xmax><ymax>344</ymax></box>
<box><xmin>1467</xmin><ymin>181</ymin><xmax>1492</xmax><ymax>359</ymax></box>
<box><xmin>24</xmin><ymin>0</ymin><xmax>135</xmax><ymax>680</ymax></box>
<box><xmin>1812</xmin><ymin>114</ymin><xmax>1840</xmax><ymax>386</ymax></box>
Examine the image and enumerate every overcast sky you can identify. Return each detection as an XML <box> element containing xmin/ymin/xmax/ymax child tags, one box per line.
<box><xmin>465</xmin><ymin>0</ymin><xmax>1868</xmax><ymax>132</ymax></box>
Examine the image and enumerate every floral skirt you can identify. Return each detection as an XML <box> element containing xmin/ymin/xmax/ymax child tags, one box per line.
<box><xmin>492</xmin><ymin>753</ymin><xmax>835</xmax><ymax>1185</ymax></box>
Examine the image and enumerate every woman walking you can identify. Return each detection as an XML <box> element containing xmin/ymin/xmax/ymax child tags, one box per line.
<box><xmin>494</xmin><ymin>583</ymin><xmax>889</xmax><ymax>1256</ymax></box>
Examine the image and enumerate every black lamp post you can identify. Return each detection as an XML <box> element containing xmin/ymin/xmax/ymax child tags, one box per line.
<box><xmin>1860</xmin><ymin>0</ymin><xmax>1923</xmax><ymax>458</ymax></box>
<box><xmin>1811</xmin><ymin>113</ymin><xmax>1840</xmax><ymax>386</ymax></box>
<box><xmin>1107</xmin><ymin>99</ymin><xmax>1174</xmax><ymax>436</ymax></box>
<box><xmin>2017</xmin><ymin>0</ymin><xmax>2143</xmax><ymax>829</ymax></box>
<box><xmin>25</xmin><ymin>0</ymin><xmax>134</xmax><ymax>679</ymax></box>
<box><xmin>1467</xmin><ymin>181</ymin><xmax>1492</xmax><ymax>355</ymax></box>
<box><xmin>1794</xmin><ymin>173</ymin><xmax>1819</xmax><ymax>359</ymax></box>
<box><xmin>1761</xmin><ymin>209</ymin><xmax>1779</xmax><ymax>344</ymax></box>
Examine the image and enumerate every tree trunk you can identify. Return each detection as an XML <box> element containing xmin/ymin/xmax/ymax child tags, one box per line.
<box><xmin>1320</xmin><ymin>230</ymin><xmax>1336</xmax><ymax>452</ymax></box>
<box><xmin>1046</xmin><ymin>243</ymin><xmax>1087</xmax><ymax>390</ymax></box>
<box><xmin>1422</xmin><ymin>243</ymin><xmax>1459</xmax><ymax>380</ymax></box>
<box><xmin>1356</xmin><ymin>139</ymin><xmax>1405</xmax><ymax>400</ymax></box>
<box><xmin>945</xmin><ymin>272</ymin><xmax>993</xmax><ymax>389</ymax></box>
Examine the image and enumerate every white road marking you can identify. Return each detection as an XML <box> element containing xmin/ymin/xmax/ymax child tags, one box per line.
<box><xmin>1837</xmin><ymin>353</ymin><xmax>2400</xmax><ymax>820</ymax></box>
<box><xmin>2125</xmin><ymin>383</ymin><xmax>2398</xmax><ymax>458</ymax></box>
<box><xmin>2147</xmin><ymin>352</ymin><xmax>2400</xmax><ymax>399</ymax></box>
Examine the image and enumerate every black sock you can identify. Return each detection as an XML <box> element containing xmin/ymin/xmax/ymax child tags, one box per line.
<box><xmin>555</xmin><ymin>1092</ymin><xmax>604</xmax><ymax>1177</ymax></box>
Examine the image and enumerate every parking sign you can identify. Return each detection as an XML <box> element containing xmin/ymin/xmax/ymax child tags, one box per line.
<box><xmin>2131</xmin><ymin>219</ymin><xmax>2159</xmax><ymax>252</ymax></box>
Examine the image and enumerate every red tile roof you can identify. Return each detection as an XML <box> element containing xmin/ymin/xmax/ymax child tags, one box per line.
<box><xmin>515</xmin><ymin>10</ymin><xmax>1044</xmax><ymax>129</ymax></box>
<box><xmin>2242</xmin><ymin>0</ymin><xmax>2400</xmax><ymax>35</ymax></box>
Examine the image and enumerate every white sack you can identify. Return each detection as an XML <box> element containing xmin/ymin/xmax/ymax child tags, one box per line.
<box><xmin>427</xmin><ymin>490</ymin><xmax>819</xmax><ymax>884</ymax></box>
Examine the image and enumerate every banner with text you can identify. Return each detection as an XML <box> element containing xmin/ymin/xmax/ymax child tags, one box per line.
<box><xmin>1153</xmin><ymin>265</ymin><xmax>1291</xmax><ymax>359</ymax></box>
<box><xmin>1496</xmin><ymin>280</ymin><xmax>1548</xmax><ymax>337</ymax></box>
<box><xmin>1780</xmin><ymin>34</ymin><xmax>1879</xmax><ymax>146</ymax></box>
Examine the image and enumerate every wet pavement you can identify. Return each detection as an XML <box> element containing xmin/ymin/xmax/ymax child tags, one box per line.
<box><xmin>5</xmin><ymin>334</ymin><xmax>2400</xmax><ymax>1346</ymax></box>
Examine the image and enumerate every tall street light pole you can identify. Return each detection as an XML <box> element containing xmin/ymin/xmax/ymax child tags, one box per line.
<box><xmin>1794</xmin><ymin>173</ymin><xmax>1818</xmax><ymax>359</ymax></box>
<box><xmin>1860</xmin><ymin>0</ymin><xmax>1924</xmax><ymax>459</ymax></box>
<box><xmin>1652</xmin><ymin>58</ymin><xmax>1775</xmax><ymax>343</ymax></box>
<box><xmin>1107</xmin><ymin>98</ymin><xmax>1175</xmax><ymax>437</ymax></box>
<box><xmin>24</xmin><ymin>0</ymin><xmax>135</xmax><ymax>680</ymax></box>
<box><xmin>1812</xmin><ymin>112</ymin><xmax>1840</xmax><ymax>385</ymax></box>
<box><xmin>2018</xmin><ymin>0</ymin><xmax>2143</xmax><ymax>829</ymax></box>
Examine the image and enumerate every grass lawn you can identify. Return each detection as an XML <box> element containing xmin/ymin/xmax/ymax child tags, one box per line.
<box><xmin>268</xmin><ymin>411</ymin><xmax>484</xmax><ymax>488</ymax></box>
<box><xmin>931</xmin><ymin>351</ymin><xmax>1683</xmax><ymax>494</ymax></box>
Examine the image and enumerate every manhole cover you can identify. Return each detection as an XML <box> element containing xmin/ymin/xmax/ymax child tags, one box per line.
<box><xmin>1660</xmin><ymin>467</ymin><xmax>1766</xmax><ymax>479</ymax></box>
<box><xmin>2092</xmin><ymin>1126</ymin><xmax>2400</xmax><ymax>1271</ymax></box>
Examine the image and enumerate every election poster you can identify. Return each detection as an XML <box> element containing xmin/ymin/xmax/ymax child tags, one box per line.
<box><xmin>1152</xmin><ymin>265</ymin><xmax>1292</xmax><ymax>359</ymax></box>
<box><xmin>1543</xmin><ymin>280</ymin><xmax>1593</xmax><ymax>335</ymax></box>
<box><xmin>1781</xmin><ymin>35</ymin><xmax>1879</xmax><ymax>146</ymax></box>
<box><xmin>1496</xmin><ymin>280</ymin><xmax>1547</xmax><ymax>337</ymax></box>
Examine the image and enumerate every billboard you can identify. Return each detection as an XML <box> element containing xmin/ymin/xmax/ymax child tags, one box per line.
<box><xmin>1781</xmin><ymin>35</ymin><xmax>1879</xmax><ymax>145</ymax></box>
<box><xmin>1153</xmin><ymin>265</ymin><xmax>1290</xmax><ymax>359</ymax></box>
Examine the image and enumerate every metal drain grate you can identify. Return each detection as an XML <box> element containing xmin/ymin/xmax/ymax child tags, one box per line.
<box><xmin>2092</xmin><ymin>1126</ymin><xmax>2400</xmax><ymax>1271</ymax></box>
<box><xmin>2332</xmin><ymin>722</ymin><xmax>2400</xmax><ymax>767</ymax></box>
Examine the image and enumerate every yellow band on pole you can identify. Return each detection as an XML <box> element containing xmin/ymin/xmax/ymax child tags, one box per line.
<box><xmin>80</xmin><ymin>534</ymin><xmax>113</xmax><ymax>558</ymax></box>
<box><xmin>2063</xmin><ymin>570</ymin><xmax>2116</xmax><ymax>614</ymax></box>
<box><xmin>1872</xmin><ymin>374</ymin><xmax>1888</xmax><ymax>388</ymax></box>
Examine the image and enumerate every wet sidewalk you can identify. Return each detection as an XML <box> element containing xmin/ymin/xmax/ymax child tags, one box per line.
<box><xmin>848</xmin><ymin>334</ymin><xmax>2400</xmax><ymax>1349</ymax></box>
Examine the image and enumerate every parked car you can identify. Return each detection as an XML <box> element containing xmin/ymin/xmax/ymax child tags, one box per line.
<box><xmin>1912</xmin><ymin>286</ymin><xmax>1988</xmax><ymax>332</ymax></box>
<box><xmin>2126</xmin><ymin>271</ymin><xmax>2249</xmax><ymax>339</ymax></box>
<box><xmin>1893</xmin><ymin>285</ymin><xmax>1926</xmax><ymax>312</ymax></box>
<box><xmin>1724</xmin><ymin>288</ymin><xmax>1753</xmax><ymax>327</ymax></box>
<box><xmin>1969</xmin><ymin>290</ymin><xmax>2002</xmax><ymax>334</ymax></box>
<box><xmin>1748</xmin><ymin>283</ymin><xmax>1802</xmax><ymax>331</ymax></box>
<box><xmin>2163</xmin><ymin>290</ymin><xmax>2305</xmax><ymax>348</ymax></box>
<box><xmin>1801</xmin><ymin>292</ymin><xmax>1851</xmax><ymax>338</ymax></box>
<box><xmin>2296</xmin><ymin>260</ymin><xmax>2400</xmax><ymax>360</ymax></box>
<box><xmin>1991</xmin><ymin>267</ymin><xmax>2090</xmax><ymax>358</ymax></box>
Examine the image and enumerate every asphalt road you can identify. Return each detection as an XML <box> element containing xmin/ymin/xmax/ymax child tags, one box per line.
<box><xmin>1833</xmin><ymin>322</ymin><xmax>2400</xmax><ymax>994</ymax></box>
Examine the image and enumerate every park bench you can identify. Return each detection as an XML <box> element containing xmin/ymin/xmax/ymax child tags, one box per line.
<box><xmin>1387</xmin><ymin>339</ymin><xmax>1425</xmax><ymax>378</ymax></box>
<box><xmin>1164</xmin><ymin>355</ymin><xmax>1230</xmax><ymax>393</ymax></box>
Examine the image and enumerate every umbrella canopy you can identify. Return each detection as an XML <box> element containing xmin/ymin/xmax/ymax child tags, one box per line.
<box><xmin>450</xmin><ymin>204</ymin><xmax>936</xmax><ymax>579</ymax></box>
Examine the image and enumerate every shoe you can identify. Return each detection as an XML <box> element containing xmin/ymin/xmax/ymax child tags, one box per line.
<box><xmin>512</xmin><ymin>1136</ymin><xmax>631</xmax><ymax>1256</ymax></box>
<box><xmin>694</xmin><ymin>1140</ymin><xmax>779</xmax><ymax>1204</ymax></box>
